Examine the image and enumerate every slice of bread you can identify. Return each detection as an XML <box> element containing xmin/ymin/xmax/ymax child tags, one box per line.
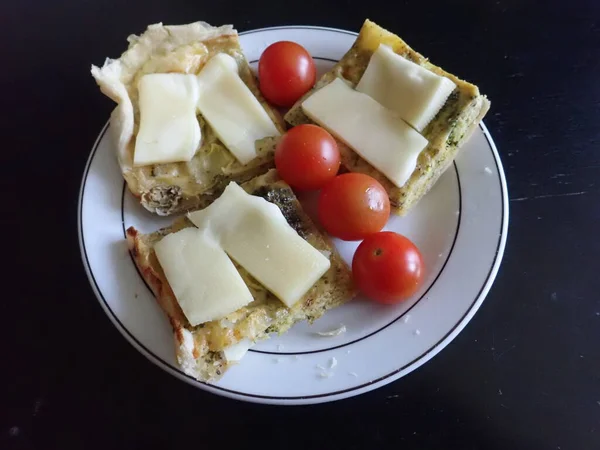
<box><xmin>92</xmin><ymin>22</ymin><xmax>285</xmax><ymax>216</ymax></box>
<box><xmin>126</xmin><ymin>170</ymin><xmax>355</xmax><ymax>382</ymax></box>
<box><xmin>285</xmin><ymin>19</ymin><xmax>490</xmax><ymax>215</ymax></box>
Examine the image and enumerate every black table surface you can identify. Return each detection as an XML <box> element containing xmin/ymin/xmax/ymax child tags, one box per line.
<box><xmin>5</xmin><ymin>1</ymin><xmax>599</xmax><ymax>449</ymax></box>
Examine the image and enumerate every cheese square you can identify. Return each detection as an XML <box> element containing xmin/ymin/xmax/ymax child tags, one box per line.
<box><xmin>356</xmin><ymin>44</ymin><xmax>457</xmax><ymax>132</ymax></box>
<box><xmin>154</xmin><ymin>227</ymin><xmax>254</xmax><ymax>326</ymax></box>
<box><xmin>134</xmin><ymin>73</ymin><xmax>201</xmax><ymax>166</ymax></box>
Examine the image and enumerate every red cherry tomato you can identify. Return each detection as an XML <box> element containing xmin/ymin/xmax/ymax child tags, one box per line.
<box><xmin>318</xmin><ymin>173</ymin><xmax>390</xmax><ymax>241</ymax></box>
<box><xmin>258</xmin><ymin>41</ymin><xmax>316</xmax><ymax>107</ymax></box>
<box><xmin>275</xmin><ymin>125</ymin><xmax>340</xmax><ymax>191</ymax></box>
<box><xmin>352</xmin><ymin>232</ymin><xmax>425</xmax><ymax>304</ymax></box>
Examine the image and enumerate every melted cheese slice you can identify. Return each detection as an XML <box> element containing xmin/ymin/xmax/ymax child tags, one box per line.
<box><xmin>154</xmin><ymin>227</ymin><xmax>254</xmax><ymax>326</ymax></box>
<box><xmin>356</xmin><ymin>44</ymin><xmax>457</xmax><ymax>132</ymax></box>
<box><xmin>134</xmin><ymin>73</ymin><xmax>201</xmax><ymax>166</ymax></box>
<box><xmin>302</xmin><ymin>78</ymin><xmax>429</xmax><ymax>188</ymax></box>
<box><xmin>188</xmin><ymin>183</ymin><xmax>330</xmax><ymax>307</ymax></box>
<box><xmin>196</xmin><ymin>54</ymin><xmax>280</xmax><ymax>165</ymax></box>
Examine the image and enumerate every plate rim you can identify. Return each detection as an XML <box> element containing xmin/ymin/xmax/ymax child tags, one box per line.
<box><xmin>78</xmin><ymin>25</ymin><xmax>509</xmax><ymax>405</ymax></box>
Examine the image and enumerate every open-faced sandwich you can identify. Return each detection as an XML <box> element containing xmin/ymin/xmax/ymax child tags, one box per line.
<box><xmin>91</xmin><ymin>22</ymin><xmax>285</xmax><ymax>215</ymax></box>
<box><xmin>127</xmin><ymin>170</ymin><xmax>355</xmax><ymax>381</ymax></box>
<box><xmin>286</xmin><ymin>19</ymin><xmax>490</xmax><ymax>215</ymax></box>
<box><xmin>91</xmin><ymin>18</ymin><xmax>490</xmax><ymax>383</ymax></box>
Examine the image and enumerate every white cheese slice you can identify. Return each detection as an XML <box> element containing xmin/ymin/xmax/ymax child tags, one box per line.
<box><xmin>196</xmin><ymin>54</ymin><xmax>280</xmax><ymax>165</ymax></box>
<box><xmin>356</xmin><ymin>44</ymin><xmax>457</xmax><ymax>132</ymax></box>
<box><xmin>188</xmin><ymin>183</ymin><xmax>331</xmax><ymax>308</ymax></box>
<box><xmin>153</xmin><ymin>227</ymin><xmax>254</xmax><ymax>326</ymax></box>
<box><xmin>223</xmin><ymin>339</ymin><xmax>253</xmax><ymax>362</ymax></box>
<box><xmin>302</xmin><ymin>78</ymin><xmax>429</xmax><ymax>188</ymax></box>
<box><xmin>134</xmin><ymin>73</ymin><xmax>201</xmax><ymax>166</ymax></box>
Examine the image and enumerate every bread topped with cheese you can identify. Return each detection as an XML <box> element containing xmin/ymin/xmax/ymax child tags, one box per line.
<box><xmin>285</xmin><ymin>19</ymin><xmax>490</xmax><ymax>215</ymax></box>
<box><xmin>92</xmin><ymin>22</ymin><xmax>285</xmax><ymax>216</ymax></box>
<box><xmin>126</xmin><ymin>170</ymin><xmax>355</xmax><ymax>382</ymax></box>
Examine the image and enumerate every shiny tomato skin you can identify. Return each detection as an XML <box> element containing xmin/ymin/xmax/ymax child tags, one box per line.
<box><xmin>352</xmin><ymin>232</ymin><xmax>425</xmax><ymax>304</ymax></box>
<box><xmin>258</xmin><ymin>41</ymin><xmax>316</xmax><ymax>107</ymax></box>
<box><xmin>318</xmin><ymin>173</ymin><xmax>390</xmax><ymax>241</ymax></box>
<box><xmin>275</xmin><ymin>125</ymin><xmax>340</xmax><ymax>191</ymax></box>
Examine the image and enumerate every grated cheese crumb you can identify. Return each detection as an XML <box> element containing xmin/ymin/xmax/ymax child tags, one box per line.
<box><xmin>329</xmin><ymin>357</ymin><xmax>338</xmax><ymax>369</ymax></box>
<box><xmin>316</xmin><ymin>364</ymin><xmax>327</xmax><ymax>371</ymax></box>
<box><xmin>348</xmin><ymin>372</ymin><xmax>358</xmax><ymax>377</ymax></box>
<box><xmin>319</xmin><ymin>250</ymin><xmax>332</xmax><ymax>259</ymax></box>
<box><xmin>484</xmin><ymin>167</ymin><xmax>493</xmax><ymax>175</ymax></box>
<box><xmin>316</xmin><ymin>324</ymin><xmax>347</xmax><ymax>337</ymax></box>
<box><xmin>403</xmin><ymin>315</ymin><xmax>411</xmax><ymax>324</ymax></box>
<box><xmin>318</xmin><ymin>371</ymin><xmax>333</xmax><ymax>378</ymax></box>
<box><xmin>413</xmin><ymin>329</ymin><xmax>421</xmax><ymax>336</ymax></box>
<box><xmin>346</xmin><ymin>350</ymin><xmax>351</xmax><ymax>354</ymax></box>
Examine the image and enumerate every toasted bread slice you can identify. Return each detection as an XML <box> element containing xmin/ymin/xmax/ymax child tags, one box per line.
<box><xmin>285</xmin><ymin>19</ymin><xmax>490</xmax><ymax>215</ymax></box>
<box><xmin>92</xmin><ymin>22</ymin><xmax>285</xmax><ymax>216</ymax></box>
<box><xmin>126</xmin><ymin>170</ymin><xmax>355</xmax><ymax>382</ymax></box>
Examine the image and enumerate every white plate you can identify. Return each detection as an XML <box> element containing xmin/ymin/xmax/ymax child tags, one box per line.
<box><xmin>79</xmin><ymin>26</ymin><xmax>508</xmax><ymax>405</ymax></box>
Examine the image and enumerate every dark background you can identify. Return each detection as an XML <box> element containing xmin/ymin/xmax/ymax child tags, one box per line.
<box><xmin>4</xmin><ymin>0</ymin><xmax>599</xmax><ymax>449</ymax></box>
